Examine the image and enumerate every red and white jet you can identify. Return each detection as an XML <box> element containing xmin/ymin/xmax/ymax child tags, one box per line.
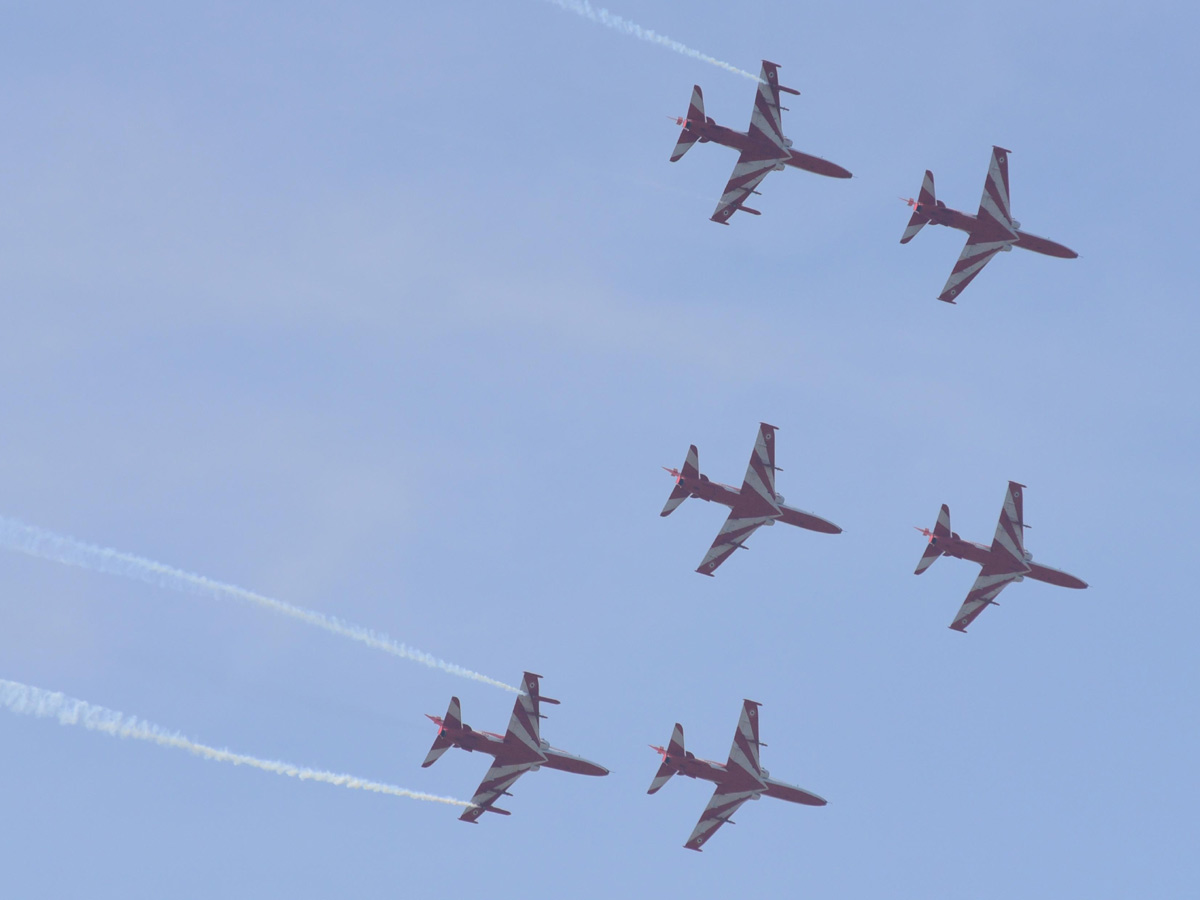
<box><xmin>669</xmin><ymin>60</ymin><xmax>851</xmax><ymax>224</ymax></box>
<box><xmin>421</xmin><ymin>672</ymin><xmax>608</xmax><ymax>823</ymax></box>
<box><xmin>661</xmin><ymin>422</ymin><xmax>841</xmax><ymax>575</ymax></box>
<box><xmin>648</xmin><ymin>700</ymin><xmax>826</xmax><ymax>852</ymax></box>
<box><xmin>900</xmin><ymin>146</ymin><xmax>1077</xmax><ymax>303</ymax></box>
<box><xmin>915</xmin><ymin>481</ymin><xmax>1088</xmax><ymax>632</ymax></box>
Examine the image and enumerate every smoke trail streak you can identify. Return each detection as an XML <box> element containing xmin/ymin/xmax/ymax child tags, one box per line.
<box><xmin>0</xmin><ymin>678</ymin><xmax>474</xmax><ymax>808</ymax></box>
<box><xmin>0</xmin><ymin>516</ymin><xmax>520</xmax><ymax>694</ymax></box>
<box><xmin>541</xmin><ymin>0</ymin><xmax>763</xmax><ymax>83</ymax></box>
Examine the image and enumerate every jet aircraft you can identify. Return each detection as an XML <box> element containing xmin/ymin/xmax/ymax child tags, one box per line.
<box><xmin>648</xmin><ymin>700</ymin><xmax>827</xmax><ymax>851</ymax></box>
<box><xmin>915</xmin><ymin>481</ymin><xmax>1088</xmax><ymax>632</ymax></box>
<box><xmin>900</xmin><ymin>146</ymin><xmax>1077</xmax><ymax>302</ymax></box>
<box><xmin>669</xmin><ymin>60</ymin><xmax>851</xmax><ymax>224</ymax></box>
<box><xmin>421</xmin><ymin>672</ymin><xmax>608</xmax><ymax>822</ymax></box>
<box><xmin>661</xmin><ymin>422</ymin><xmax>841</xmax><ymax>575</ymax></box>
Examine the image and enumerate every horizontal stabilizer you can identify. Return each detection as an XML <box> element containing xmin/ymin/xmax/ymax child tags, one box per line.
<box><xmin>914</xmin><ymin>504</ymin><xmax>951</xmax><ymax>575</ymax></box>
<box><xmin>900</xmin><ymin>170</ymin><xmax>936</xmax><ymax>243</ymax></box>
<box><xmin>661</xmin><ymin>445</ymin><xmax>700</xmax><ymax>517</ymax></box>
<box><xmin>670</xmin><ymin>86</ymin><xmax>706</xmax><ymax>162</ymax></box>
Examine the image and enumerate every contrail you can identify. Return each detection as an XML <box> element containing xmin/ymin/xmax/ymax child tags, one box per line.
<box><xmin>0</xmin><ymin>678</ymin><xmax>474</xmax><ymax>809</ymax></box>
<box><xmin>540</xmin><ymin>0</ymin><xmax>763</xmax><ymax>83</ymax></box>
<box><xmin>0</xmin><ymin>516</ymin><xmax>520</xmax><ymax>694</ymax></box>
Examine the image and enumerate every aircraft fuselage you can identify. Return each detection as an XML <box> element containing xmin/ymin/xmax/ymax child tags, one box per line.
<box><xmin>427</xmin><ymin>720</ymin><xmax>608</xmax><ymax>777</ymax></box>
<box><xmin>657</xmin><ymin>751</ymin><xmax>826</xmax><ymax>807</ymax></box>
<box><xmin>686</xmin><ymin>116</ymin><xmax>852</xmax><ymax>180</ymax></box>
<box><xmin>940</xmin><ymin>535</ymin><xmax>1088</xmax><ymax>589</ymax></box>
<box><xmin>923</xmin><ymin>202</ymin><xmax>1077</xmax><ymax>259</ymax></box>
<box><xmin>675</xmin><ymin>472</ymin><xmax>842</xmax><ymax>534</ymax></box>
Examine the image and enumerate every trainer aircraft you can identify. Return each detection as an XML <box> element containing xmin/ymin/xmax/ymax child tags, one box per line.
<box><xmin>914</xmin><ymin>481</ymin><xmax>1088</xmax><ymax>631</ymax></box>
<box><xmin>669</xmin><ymin>60</ymin><xmax>851</xmax><ymax>224</ymax></box>
<box><xmin>900</xmin><ymin>146</ymin><xmax>1077</xmax><ymax>302</ymax></box>
<box><xmin>421</xmin><ymin>672</ymin><xmax>608</xmax><ymax>822</ymax></box>
<box><xmin>661</xmin><ymin>422</ymin><xmax>841</xmax><ymax>575</ymax></box>
<box><xmin>648</xmin><ymin>700</ymin><xmax>826</xmax><ymax>851</ymax></box>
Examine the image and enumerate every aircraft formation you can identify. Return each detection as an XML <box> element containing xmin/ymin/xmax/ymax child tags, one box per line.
<box><xmin>3</xmin><ymin>47</ymin><xmax>1088</xmax><ymax>862</ymax></box>
<box><xmin>411</xmin><ymin>59</ymin><xmax>1087</xmax><ymax>849</ymax></box>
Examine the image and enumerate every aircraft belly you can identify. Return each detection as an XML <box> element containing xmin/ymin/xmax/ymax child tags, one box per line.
<box><xmin>785</xmin><ymin>150</ymin><xmax>852</xmax><ymax>179</ymax></box>
<box><xmin>1014</xmin><ymin>230</ymin><xmax>1078</xmax><ymax>258</ymax></box>
<box><xmin>1028</xmin><ymin>563</ymin><xmax>1088</xmax><ymax>589</ymax></box>
<box><xmin>542</xmin><ymin>752</ymin><xmax>609</xmax><ymax>777</ymax></box>
<box><xmin>778</xmin><ymin>507</ymin><xmax>842</xmax><ymax>534</ymax></box>
<box><xmin>764</xmin><ymin>780</ymin><xmax>827</xmax><ymax>806</ymax></box>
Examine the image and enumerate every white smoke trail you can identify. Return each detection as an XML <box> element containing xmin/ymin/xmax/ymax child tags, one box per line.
<box><xmin>0</xmin><ymin>678</ymin><xmax>474</xmax><ymax>809</ymax></box>
<box><xmin>541</xmin><ymin>0</ymin><xmax>763</xmax><ymax>83</ymax></box>
<box><xmin>0</xmin><ymin>516</ymin><xmax>521</xmax><ymax>694</ymax></box>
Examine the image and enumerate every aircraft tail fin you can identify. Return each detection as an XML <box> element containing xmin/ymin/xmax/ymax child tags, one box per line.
<box><xmin>669</xmin><ymin>86</ymin><xmax>706</xmax><ymax>162</ymax></box>
<box><xmin>914</xmin><ymin>504</ymin><xmax>951</xmax><ymax>574</ymax></box>
<box><xmin>421</xmin><ymin>696</ymin><xmax>462</xmax><ymax>767</ymax></box>
<box><xmin>900</xmin><ymin>170</ymin><xmax>936</xmax><ymax>243</ymax></box>
<box><xmin>661</xmin><ymin>445</ymin><xmax>700</xmax><ymax>516</ymax></box>
<box><xmin>647</xmin><ymin>723</ymin><xmax>687</xmax><ymax>794</ymax></box>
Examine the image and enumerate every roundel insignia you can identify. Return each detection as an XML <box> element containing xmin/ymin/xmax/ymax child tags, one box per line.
<box><xmin>749</xmin><ymin>707</ymin><xmax>757</xmax><ymax>717</ymax></box>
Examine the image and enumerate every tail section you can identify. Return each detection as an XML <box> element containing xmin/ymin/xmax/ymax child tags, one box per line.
<box><xmin>914</xmin><ymin>504</ymin><xmax>951</xmax><ymax>574</ymax></box>
<box><xmin>669</xmin><ymin>86</ymin><xmax>706</xmax><ymax>162</ymax></box>
<box><xmin>647</xmin><ymin>723</ymin><xmax>686</xmax><ymax>794</ymax></box>
<box><xmin>900</xmin><ymin>170</ymin><xmax>936</xmax><ymax>243</ymax></box>
<box><xmin>660</xmin><ymin>445</ymin><xmax>700</xmax><ymax>517</ymax></box>
<box><xmin>421</xmin><ymin>697</ymin><xmax>462</xmax><ymax>767</ymax></box>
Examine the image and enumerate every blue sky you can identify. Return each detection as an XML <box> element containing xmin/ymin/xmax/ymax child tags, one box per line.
<box><xmin>1</xmin><ymin>1</ymin><xmax>1197</xmax><ymax>896</ymax></box>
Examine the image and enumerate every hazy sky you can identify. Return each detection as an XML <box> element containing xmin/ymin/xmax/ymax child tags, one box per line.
<box><xmin>2</xmin><ymin>2</ymin><xmax>1197</xmax><ymax>897</ymax></box>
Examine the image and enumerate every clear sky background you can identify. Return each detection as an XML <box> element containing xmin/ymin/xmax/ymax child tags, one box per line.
<box><xmin>1</xmin><ymin>1</ymin><xmax>1197</xmax><ymax>897</ymax></box>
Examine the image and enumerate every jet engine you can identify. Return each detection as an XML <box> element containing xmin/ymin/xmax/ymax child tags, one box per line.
<box><xmin>1011</xmin><ymin>219</ymin><xmax>1021</xmax><ymax>229</ymax></box>
<box><xmin>1023</xmin><ymin>549</ymin><xmax>1033</xmax><ymax>561</ymax></box>
<box><xmin>784</xmin><ymin>138</ymin><xmax>793</xmax><ymax>148</ymax></box>
<box><xmin>773</xmin><ymin>161</ymin><xmax>786</xmax><ymax>171</ymax></box>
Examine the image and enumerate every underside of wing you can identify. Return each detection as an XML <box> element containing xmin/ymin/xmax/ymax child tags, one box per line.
<box><xmin>950</xmin><ymin>565</ymin><xmax>1021</xmax><ymax>632</ymax></box>
<box><xmin>684</xmin><ymin>784</ymin><xmax>762</xmax><ymax>851</ymax></box>
<box><xmin>737</xmin><ymin>423</ymin><xmax>782</xmax><ymax>518</ymax></box>
<box><xmin>989</xmin><ymin>481</ymin><xmax>1030</xmax><ymax>571</ymax></box>
<box><xmin>746</xmin><ymin>61</ymin><xmax>790</xmax><ymax>156</ymax></box>
<box><xmin>975</xmin><ymin>146</ymin><xmax>1018</xmax><ymax>237</ymax></box>
<box><xmin>458</xmin><ymin>760</ymin><xmax>534</xmax><ymax>823</ymax></box>
<box><xmin>710</xmin><ymin>152</ymin><xmax>785</xmax><ymax>225</ymax></box>
<box><xmin>501</xmin><ymin>671</ymin><xmax>548</xmax><ymax>762</ymax></box>
<box><xmin>725</xmin><ymin>700</ymin><xmax>766</xmax><ymax>783</ymax></box>
<box><xmin>695</xmin><ymin>512</ymin><xmax>773</xmax><ymax>576</ymax></box>
<box><xmin>937</xmin><ymin>237</ymin><xmax>1010</xmax><ymax>303</ymax></box>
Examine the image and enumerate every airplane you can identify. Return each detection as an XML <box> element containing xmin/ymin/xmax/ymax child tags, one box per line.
<box><xmin>661</xmin><ymin>422</ymin><xmax>841</xmax><ymax>575</ymax></box>
<box><xmin>900</xmin><ymin>146</ymin><xmax>1078</xmax><ymax>303</ymax></box>
<box><xmin>648</xmin><ymin>700</ymin><xmax>827</xmax><ymax>851</ymax></box>
<box><xmin>914</xmin><ymin>481</ymin><xmax>1088</xmax><ymax>632</ymax></box>
<box><xmin>669</xmin><ymin>60</ymin><xmax>851</xmax><ymax>224</ymax></box>
<box><xmin>421</xmin><ymin>672</ymin><xmax>608</xmax><ymax>823</ymax></box>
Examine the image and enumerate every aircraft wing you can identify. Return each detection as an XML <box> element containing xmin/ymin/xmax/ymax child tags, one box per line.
<box><xmin>695</xmin><ymin>512</ymin><xmax>774</xmax><ymax>575</ymax></box>
<box><xmin>746</xmin><ymin>61</ymin><xmax>792</xmax><ymax>156</ymax></box>
<box><xmin>710</xmin><ymin>151</ymin><xmax>786</xmax><ymax>224</ymax></box>
<box><xmin>502</xmin><ymin>671</ymin><xmax>550</xmax><ymax>758</ymax></box>
<box><xmin>458</xmin><ymin>759</ymin><xmax>536</xmax><ymax>823</ymax></box>
<box><xmin>725</xmin><ymin>700</ymin><xmax>766</xmax><ymax>782</ymax></box>
<box><xmin>937</xmin><ymin>237</ymin><xmax>1012</xmax><ymax>302</ymax></box>
<box><xmin>949</xmin><ymin>563</ymin><xmax>1022</xmax><ymax>632</ymax></box>
<box><xmin>938</xmin><ymin>147</ymin><xmax>1020</xmax><ymax>302</ymax></box>
<box><xmin>683</xmin><ymin>783</ymin><xmax>764</xmax><ymax>851</ymax></box>
<box><xmin>974</xmin><ymin>146</ymin><xmax>1019</xmax><ymax>237</ymax></box>
<box><xmin>695</xmin><ymin>424</ymin><xmax>784</xmax><ymax>575</ymax></box>
<box><xmin>737</xmin><ymin>423</ymin><xmax>783</xmax><ymax>517</ymax></box>
<box><xmin>988</xmin><ymin>481</ymin><xmax>1031</xmax><ymax>569</ymax></box>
